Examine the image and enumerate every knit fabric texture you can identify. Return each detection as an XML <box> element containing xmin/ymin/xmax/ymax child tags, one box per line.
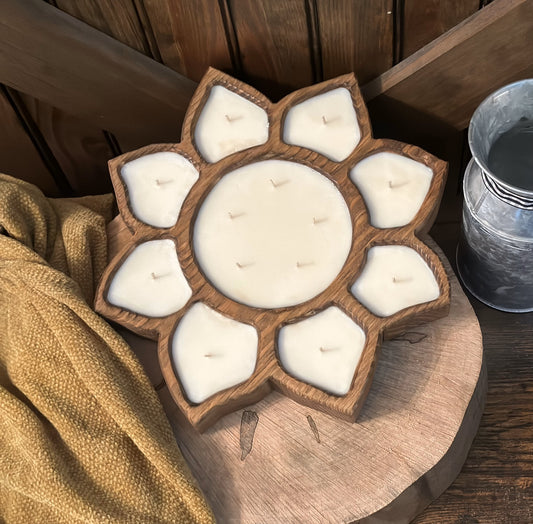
<box><xmin>0</xmin><ymin>174</ymin><xmax>215</xmax><ymax>523</ymax></box>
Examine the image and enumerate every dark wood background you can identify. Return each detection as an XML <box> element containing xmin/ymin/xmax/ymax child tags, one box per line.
<box><xmin>1</xmin><ymin>0</ymin><xmax>483</xmax><ymax>197</ymax></box>
<box><xmin>1</xmin><ymin>1</ymin><xmax>532</xmax><ymax>523</ymax></box>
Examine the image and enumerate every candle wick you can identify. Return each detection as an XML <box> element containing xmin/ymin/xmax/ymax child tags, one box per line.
<box><xmin>236</xmin><ymin>262</ymin><xmax>254</xmax><ymax>269</ymax></box>
<box><xmin>322</xmin><ymin>115</ymin><xmax>340</xmax><ymax>125</ymax></box>
<box><xmin>270</xmin><ymin>179</ymin><xmax>289</xmax><ymax>188</ymax></box>
<box><xmin>228</xmin><ymin>211</ymin><xmax>246</xmax><ymax>220</ymax></box>
<box><xmin>155</xmin><ymin>178</ymin><xmax>173</xmax><ymax>186</ymax></box>
<box><xmin>313</xmin><ymin>216</ymin><xmax>328</xmax><ymax>225</ymax></box>
<box><xmin>388</xmin><ymin>180</ymin><xmax>409</xmax><ymax>189</ymax></box>
<box><xmin>204</xmin><ymin>352</ymin><xmax>222</xmax><ymax>358</ymax></box>
<box><xmin>320</xmin><ymin>346</ymin><xmax>338</xmax><ymax>353</ymax></box>
<box><xmin>392</xmin><ymin>276</ymin><xmax>412</xmax><ymax>284</ymax></box>
<box><xmin>225</xmin><ymin>114</ymin><xmax>242</xmax><ymax>122</ymax></box>
<box><xmin>296</xmin><ymin>261</ymin><xmax>315</xmax><ymax>268</ymax></box>
<box><xmin>151</xmin><ymin>272</ymin><xmax>170</xmax><ymax>280</ymax></box>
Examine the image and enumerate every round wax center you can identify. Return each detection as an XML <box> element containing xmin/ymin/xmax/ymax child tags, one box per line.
<box><xmin>193</xmin><ymin>160</ymin><xmax>352</xmax><ymax>308</ymax></box>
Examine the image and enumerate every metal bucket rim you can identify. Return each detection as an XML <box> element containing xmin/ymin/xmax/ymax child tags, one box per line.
<box><xmin>468</xmin><ymin>78</ymin><xmax>533</xmax><ymax>200</ymax></box>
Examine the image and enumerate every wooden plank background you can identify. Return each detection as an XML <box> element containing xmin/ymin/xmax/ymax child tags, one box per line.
<box><xmin>0</xmin><ymin>0</ymin><xmax>491</xmax><ymax>196</ymax></box>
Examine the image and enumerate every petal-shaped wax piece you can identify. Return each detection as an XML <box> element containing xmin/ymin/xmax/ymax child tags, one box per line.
<box><xmin>172</xmin><ymin>303</ymin><xmax>258</xmax><ymax>404</ymax></box>
<box><xmin>350</xmin><ymin>152</ymin><xmax>433</xmax><ymax>228</ymax></box>
<box><xmin>351</xmin><ymin>245</ymin><xmax>440</xmax><ymax>317</ymax></box>
<box><xmin>107</xmin><ymin>239</ymin><xmax>191</xmax><ymax>317</ymax></box>
<box><xmin>283</xmin><ymin>88</ymin><xmax>360</xmax><ymax>162</ymax></box>
<box><xmin>121</xmin><ymin>152</ymin><xmax>199</xmax><ymax>228</ymax></box>
<box><xmin>278</xmin><ymin>307</ymin><xmax>366</xmax><ymax>396</ymax></box>
<box><xmin>194</xmin><ymin>86</ymin><xmax>269</xmax><ymax>162</ymax></box>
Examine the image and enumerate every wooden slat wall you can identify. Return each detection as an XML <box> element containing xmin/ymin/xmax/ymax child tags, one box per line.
<box><xmin>18</xmin><ymin>94</ymin><xmax>116</xmax><ymax>195</ymax></box>
<box><xmin>142</xmin><ymin>0</ymin><xmax>233</xmax><ymax>82</ymax></box>
<box><xmin>318</xmin><ymin>0</ymin><xmax>394</xmax><ymax>84</ymax></box>
<box><xmin>0</xmin><ymin>88</ymin><xmax>61</xmax><ymax>196</ymax></box>
<box><xmin>9</xmin><ymin>0</ymin><xmax>156</xmax><ymax>195</ymax></box>
<box><xmin>228</xmin><ymin>0</ymin><xmax>314</xmax><ymax>100</ymax></box>
<box><xmin>51</xmin><ymin>0</ymin><xmax>153</xmax><ymax>55</ymax></box>
<box><xmin>364</xmin><ymin>0</ymin><xmax>533</xmax><ymax>130</ymax></box>
<box><xmin>402</xmin><ymin>0</ymin><xmax>480</xmax><ymax>58</ymax></box>
<box><xmin>0</xmin><ymin>0</ymin><xmax>489</xmax><ymax>197</ymax></box>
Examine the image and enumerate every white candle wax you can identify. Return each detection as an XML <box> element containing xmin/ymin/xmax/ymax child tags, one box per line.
<box><xmin>172</xmin><ymin>303</ymin><xmax>258</xmax><ymax>404</ymax></box>
<box><xmin>351</xmin><ymin>245</ymin><xmax>440</xmax><ymax>317</ymax></box>
<box><xmin>278</xmin><ymin>307</ymin><xmax>366</xmax><ymax>395</ymax></box>
<box><xmin>350</xmin><ymin>152</ymin><xmax>433</xmax><ymax>228</ymax></box>
<box><xmin>283</xmin><ymin>88</ymin><xmax>360</xmax><ymax>162</ymax></box>
<box><xmin>193</xmin><ymin>160</ymin><xmax>353</xmax><ymax>308</ymax></box>
<box><xmin>121</xmin><ymin>152</ymin><xmax>199</xmax><ymax>228</ymax></box>
<box><xmin>194</xmin><ymin>86</ymin><xmax>269</xmax><ymax>163</ymax></box>
<box><xmin>107</xmin><ymin>239</ymin><xmax>191</xmax><ymax>317</ymax></box>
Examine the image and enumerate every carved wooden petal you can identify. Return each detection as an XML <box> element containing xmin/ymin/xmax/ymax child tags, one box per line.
<box><xmin>121</xmin><ymin>152</ymin><xmax>198</xmax><ymax>228</ymax></box>
<box><xmin>350</xmin><ymin>152</ymin><xmax>433</xmax><ymax>228</ymax></box>
<box><xmin>351</xmin><ymin>245</ymin><xmax>440</xmax><ymax>317</ymax></box>
<box><xmin>278</xmin><ymin>307</ymin><xmax>366</xmax><ymax>396</ymax></box>
<box><xmin>172</xmin><ymin>303</ymin><xmax>258</xmax><ymax>404</ymax></box>
<box><xmin>194</xmin><ymin>85</ymin><xmax>269</xmax><ymax>163</ymax></box>
<box><xmin>107</xmin><ymin>239</ymin><xmax>192</xmax><ymax>317</ymax></box>
<box><xmin>282</xmin><ymin>87</ymin><xmax>361</xmax><ymax>162</ymax></box>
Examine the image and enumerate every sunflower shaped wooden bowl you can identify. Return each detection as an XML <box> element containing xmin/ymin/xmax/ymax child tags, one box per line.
<box><xmin>95</xmin><ymin>68</ymin><xmax>450</xmax><ymax>432</ymax></box>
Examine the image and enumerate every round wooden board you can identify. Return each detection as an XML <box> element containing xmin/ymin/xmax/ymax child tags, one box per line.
<box><xmin>111</xmin><ymin>219</ymin><xmax>485</xmax><ymax>524</ymax></box>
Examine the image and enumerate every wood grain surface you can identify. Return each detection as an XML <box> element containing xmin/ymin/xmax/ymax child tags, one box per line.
<box><xmin>318</xmin><ymin>0</ymin><xmax>394</xmax><ymax>83</ymax></box>
<box><xmin>1</xmin><ymin>0</ymin><xmax>500</xmax><ymax>195</ymax></box>
<box><xmin>402</xmin><ymin>0</ymin><xmax>479</xmax><ymax>58</ymax></box>
<box><xmin>1</xmin><ymin>0</ymin><xmax>499</xmax><ymax>196</ymax></box>
<box><xmin>119</xmin><ymin>239</ymin><xmax>485</xmax><ymax>523</ymax></box>
<box><xmin>52</xmin><ymin>0</ymin><xmax>153</xmax><ymax>56</ymax></box>
<box><xmin>10</xmin><ymin>0</ymin><xmax>157</xmax><ymax>195</ymax></box>
<box><xmin>0</xmin><ymin>88</ymin><xmax>61</xmax><ymax>196</ymax></box>
<box><xmin>142</xmin><ymin>0</ymin><xmax>233</xmax><ymax>82</ymax></box>
<box><xmin>18</xmin><ymin>93</ymin><xmax>115</xmax><ymax>195</ymax></box>
<box><xmin>95</xmin><ymin>69</ymin><xmax>450</xmax><ymax>432</ymax></box>
<box><xmin>0</xmin><ymin>0</ymin><xmax>196</xmax><ymax>151</ymax></box>
<box><xmin>363</xmin><ymin>0</ymin><xmax>533</xmax><ymax>130</ymax></box>
<box><xmin>228</xmin><ymin>0</ymin><xmax>314</xmax><ymax>99</ymax></box>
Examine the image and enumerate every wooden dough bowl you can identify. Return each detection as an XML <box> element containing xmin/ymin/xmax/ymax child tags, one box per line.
<box><xmin>95</xmin><ymin>68</ymin><xmax>450</xmax><ymax>432</ymax></box>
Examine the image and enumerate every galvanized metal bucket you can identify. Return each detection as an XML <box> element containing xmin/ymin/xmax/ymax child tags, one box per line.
<box><xmin>457</xmin><ymin>79</ymin><xmax>533</xmax><ymax>312</ymax></box>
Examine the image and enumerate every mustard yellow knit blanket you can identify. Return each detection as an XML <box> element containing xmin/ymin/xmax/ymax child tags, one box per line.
<box><xmin>0</xmin><ymin>175</ymin><xmax>214</xmax><ymax>523</ymax></box>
